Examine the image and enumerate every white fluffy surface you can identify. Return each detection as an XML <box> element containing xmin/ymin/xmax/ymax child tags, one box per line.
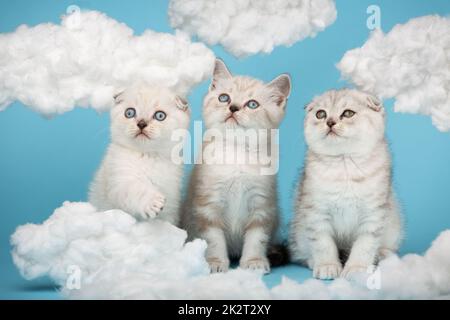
<box><xmin>11</xmin><ymin>202</ymin><xmax>450</xmax><ymax>299</ymax></box>
<box><xmin>11</xmin><ymin>202</ymin><xmax>270</xmax><ymax>299</ymax></box>
<box><xmin>273</xmin><ymin>230</ymin><xmax>450</xmax><ymax>299</ymax></box>
<box><xmin>0</xmin><ymin>10</ymin><xmax>215</xmax><ymax>116</ymax></box>
<box><xmin>168</xmin><ymin>0</ymin><xmax>337</xmax><ymax>57</ymax></box>
<box><xmin>338</xmin><ymin>15</ymin><xmax>450</xmax><ymax>131</ymax></box>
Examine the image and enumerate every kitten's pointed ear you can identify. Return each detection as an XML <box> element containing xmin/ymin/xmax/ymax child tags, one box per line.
<box><xmin>366</xmin><ymin>94</ymin><xmax>383</xmax><ymax>112</ymax></box>
<box><xmin>210</xmin><ymin>58</ymin><xmax>232</xmax><ymax>91</ymax></box>
<box><xmin>175</xmin><ymin>95</ymin><xmax>189</xmax><ymax>112</ymax></box>
<box><xmin>113</xmin><ymin>91</ymin><xmax>125</xmax><ymax>104</ymax></box>
<box><xmin>268</xmin><ymin>74</ymin><xmax>292</xmax><ymax>107</ymax></box>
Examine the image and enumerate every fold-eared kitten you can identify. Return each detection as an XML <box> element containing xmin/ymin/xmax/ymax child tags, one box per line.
<box><xmin>89</xmin><ymin>86</ymin><xmax>190</xmax><ymax>225</ymax></box>
<box><xmin>182</xmin><ymin>59</ymin><xmax>291</xmax><ymax>273</ymax></box>
<box><xmin>289</xmin><ymin>89</ymin><xmax>402</xmax><ymax>279</ymax></box>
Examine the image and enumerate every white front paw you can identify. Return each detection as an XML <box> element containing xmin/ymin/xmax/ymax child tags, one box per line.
<box><xmin>341</xmin><ymin>263</ymin><xmax>370</xmax><ymax>279</ymax></box>
<box><xmin>240</xmin><ymin>257</ymin><xmax>270</xmax><ymax>273</ymax></box>
<box><xmin>313</xmin><ymin>262</ymin><xmax>342</xmax><ymax>280</ymax></box>
<box><xmin>142</xmin><ymin>192</ymin><xmax>166</xmax><ymax>219</ymax></box>
<box><xmin>207</xmin><ymin>257</ymin><xmax>230</xmax><ymax>273</ymax></box>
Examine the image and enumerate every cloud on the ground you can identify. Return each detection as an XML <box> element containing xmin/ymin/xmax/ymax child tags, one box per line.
<box><xmin>11</xmin><ymin>202</ymin><xmax>450</xmax><ymax>299</ymax></box>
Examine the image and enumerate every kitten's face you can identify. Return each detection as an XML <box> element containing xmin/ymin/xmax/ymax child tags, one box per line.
<box><xmin>203</xmin><ymin>59</ymin><xmax>291</xmax><ymax>131</ymax></box>
<box><xmin>110</xmin><ymin>86</ymin><xmax>189</xmax><ymax>152</ymax></box>
<box><xmin>304</xmin><ymin>89</ymin><xmax>385</xmax><ymax>156</ymax></box>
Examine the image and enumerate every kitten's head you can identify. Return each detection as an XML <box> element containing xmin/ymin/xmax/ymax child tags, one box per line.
<box><xmin>304</xmin><ymin>89</ymin><xmax>385</xmax><ymax>156</ymax></box>
<box><xmin>203</xmin><ymin>59</ymin><xmax>291</xmax><ymax>131</ymax></box>
<box><xmin>110</xmin><ymin>86</ymin><xmax>190</xmax><ymax>152</ymax></box>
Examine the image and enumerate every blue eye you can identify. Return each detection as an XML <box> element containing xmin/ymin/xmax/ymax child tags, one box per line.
<box><xmin>246</xmin><ymin>100</ymin><xmax>260</xmax><ymax>109</ymax></box>
<box><xmin>125</xmin><ymin>108</ymin><xmax>136</xmax><ymax>118</ymax></box>
<box><xmin>218</xmin><ymin>93</ymin><xmax>230</xmax><ymax>103</ymax></box>
<box><xmin>154</xmin><ymin>111</ymin><xmax>167</xmax><ymax>121</ymax></box>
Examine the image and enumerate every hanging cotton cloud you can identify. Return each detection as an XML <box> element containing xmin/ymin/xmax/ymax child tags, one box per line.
<box><xmin>0</xmin><ymin>10</ymin><xmax>215</xmax><ymax>116</ymax></box>
<box><xmin>11</xmin><ymin>202</ymin><xmax>450</xmax><ymax>299</ymax></box>
<box><xmin>338</xmin><ymin>15</ymin><xmax>450</xmax><ymax>131</ymax></box>
<box><xmin>168</xmin><ymin>0</ymin><xmax>337</xmax><ymax>58</ymax></box>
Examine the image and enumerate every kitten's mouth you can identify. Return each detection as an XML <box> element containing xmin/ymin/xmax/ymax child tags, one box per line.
<box><xmin>135</xmin><ymin>131</ymin><xmax>150</xmax><ymax>139</ymax></box>
<box><xmin>225</xmin><ymin>115</ymin><xmax>238</xmax><ymax>124</ymax></box>
<box><xmin>326</xmin><ymin>129</ymin><xmax>340</xmax><ymax>137</ymax></box>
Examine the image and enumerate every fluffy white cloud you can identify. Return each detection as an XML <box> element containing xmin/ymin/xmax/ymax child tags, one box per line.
<box><xmin>11</xmin><ymin>202</ymin><xmax>450</xmax><ymax>299</ymax></box>
<box><xmin>338</xmin><ymin>15</ymin><xmax>450</xmax><ymax>131</ymax></box>
<box><xmin>11</xmin><ymin>202</ymin><xmax>270</xmax><ymax>299</ymax></box>
<box><xmin>0</xmin><ymin>10</ymin><xmax>215</xmax><ymax>116</ymax></box>
<box><xmin>272</xmin><ymin>230</ymin><xmax>450</xmax><ymax>299</ymax></box>
<box><xmin>168</xmin><ymin>0</ymin><xmax>337</xmax><ymax>58</ymax></box>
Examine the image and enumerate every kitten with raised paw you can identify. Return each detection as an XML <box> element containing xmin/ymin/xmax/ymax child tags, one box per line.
<box><xmin>182</xmin><ymin>59</ymin><xmax>291</xmax><ymax>273</ymax></box>
<box><xmin>89</xmin><ymin>86</ymin><xmax>190</xmax><ymax>226</ymax></box>
<box><xmin>289</xmin><ymin>89</ymin><xmax>403</xmax><ymax>280</ymax></box>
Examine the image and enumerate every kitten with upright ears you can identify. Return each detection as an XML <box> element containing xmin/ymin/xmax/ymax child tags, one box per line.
<box><xmin>89</xmin><ymin>86</ymin><xmax>190</xmax><ymax>225</ymax></box>
<box><xmin>182</xmin><ymin>59</ymin><xmax>291</xmax><ymax>273</ymax></box>
<box><xmin>289</xmin><ymin>89</ymin><xmax>403</xmax><ymax>280</ymax></box>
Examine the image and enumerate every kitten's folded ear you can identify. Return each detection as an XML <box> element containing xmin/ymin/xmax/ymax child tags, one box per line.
<box><xmin>113</xmin><ymin>91</ymin><xmax>125</xmax><ymax>104</ymax></box>
<box><xmin>175</xmin><ymin>96</ymin><xmax>189</xmax><ymax>112</ymax></box>
<box><xmin>304</xmin><ymin>102</ymin><xmax>314</xmax><ymax>112</ymax></box>
<box><xmin>366</xmin><ymin>94</ymin><xmax>383</xmax><ymax>112</ymax></box>
<box><xmin>210</xmin><ymin>58</ymin><xmax>232</xmax><ymax>91</ymax></box>
<box><xmin>268</xmin><ymin>74</ymin><xmax>292</xmax><ymax>107</ymax></box>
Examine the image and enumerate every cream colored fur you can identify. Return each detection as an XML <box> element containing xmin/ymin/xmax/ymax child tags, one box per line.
<box><xmin>289</xmin><ymin>89</ymin><xmax>403</xmax><ymax>279</ymax></box>
<box><xmin>182</xmin><ymin>59</ymin><xmax>291</xmax><ymax>273</ymax></box>
<box><xmin>89</xmin><ymin>86</ymin><xmax>190</xmax><ymax>225</ymax></box>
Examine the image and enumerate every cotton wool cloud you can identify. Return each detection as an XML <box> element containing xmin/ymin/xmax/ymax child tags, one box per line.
<box><xmin>0</xmin><ymin>10</ymin><xmax>215</xmax><ymax>116</ymax></box>
<box><xmin>11</xmin><ymin>202</ymin><xmax>270</xmax><ymax>300</ymax></box>
<box><xmin>338</xmin><ymin>15</ymin><xmax>450</xmax><ymax>132</ymax></box>
<box><xmin>168</xmin><ymin>0</ymin><xmax>337</xmax><ymax>58</ymax></box>
<box><xmin>11</xmin><ymin>202</ymin><xmax>450</xmax><ymax>299</ymax></box>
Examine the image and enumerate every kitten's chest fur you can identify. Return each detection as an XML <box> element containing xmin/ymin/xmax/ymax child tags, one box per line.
<box><xmin>105</xmin><ymin>144</ymin><xmax>181</xmax><ymax>199</ymax></box>
<box><xmin>314</xmin><ymin>160</ymin><xmax>370</xmax><ymax>199</ymax></box>
<box><xmin>135</xmin><ymin>153</ymin><xmax>180</xmax><ymax>193</ymax></box>
<box><xmin>224</xmin><ymin>174</ymin><xmax>252</xmax><ymax>229</ymax></box>
<box><xmin>307</xmin><ymin>151</ymin><xmax>388</xmax><ymax>199</ymax></box>
<box><xmin>216</xmin><ymin>163</ymin><xmax>263</xmax><ymax>218</ymax></box>
<box><xmin>220</xmin><ymin>170</ymin><xmax>273</xmax><ymax>256</ymax></box>
<box><xmin>204</xmin><ymin>150</ymin><xmax>274</xmax><ymax>250</ymax></box>
<box><xmin>304</xmin><ymin>150</ymin><xmax>390</xmax><ymax>238</ymax></box>
<box><xmin>205</xmin><ymin>142</ymin><xmax>271</xmax><ymax>201</ymax></box>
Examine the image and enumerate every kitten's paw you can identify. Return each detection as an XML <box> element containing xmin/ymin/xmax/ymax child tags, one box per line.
<box><xmin>341</xmin><ymin>264</ymin><xmax>369</xmax><ymax>279</ymax></box>
<box><xmin>143</xmin><ymin>193</ymin><xmax>166</xmax><ymax>219</ymax></box>
<box><xmin>207</xmin><ymin>257</ymin><xmax>229</xmax><ymax>273</ymax></box>
<box><xmin>240</xmin><ymin>257</ymin><xmax>270</xmax><ymax>274</ymax></box>
<box><xmin>313</xmin><ymin>263</ymin><xmax>342</xmax><ymax>280</ymax></box>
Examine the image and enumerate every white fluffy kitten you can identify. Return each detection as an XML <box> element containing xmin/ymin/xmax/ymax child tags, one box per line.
<box><xmin>182</xmin><ymin>59</ymin><xmax>291</xmax><ymax>273</ymax></box>
<box><xmin>89</xmin><ymin>86</ymin><xmax>190</xmax><ymax>225</ymax></box>
<box><xmin>289</xmin><ymin>89</ymin><xmax>403</xmax><ymax>280</ymax></box>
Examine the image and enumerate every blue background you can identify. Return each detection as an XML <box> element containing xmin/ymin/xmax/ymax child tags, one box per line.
<box><xmin>0</xmin><ymin>0</ymin><xmax>449</xmax><ymax>299</ymax></box>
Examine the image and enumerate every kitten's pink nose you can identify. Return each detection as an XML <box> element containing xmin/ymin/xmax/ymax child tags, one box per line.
<box><xmin>229</xmin><ymin>105</ymin><xmax>239</xmax><ymax>113</ymax></box>
<box><xmin>327</xmin><ymin>119</ymin><xmax>336</xmax><ymax>128</ymax></box>
<box><xmin>137</xmin><ymin>120</ymin><xmax>148</xmax><ymax>130</ymax></box>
